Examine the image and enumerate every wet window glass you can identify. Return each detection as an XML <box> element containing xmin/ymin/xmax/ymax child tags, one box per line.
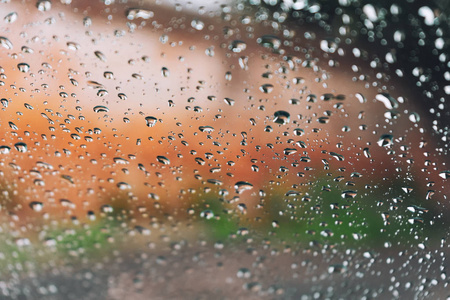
<box><xmin>0</xmin><ymin>0</ymin><xmax>449</xmax><ymax>299</ymax></box>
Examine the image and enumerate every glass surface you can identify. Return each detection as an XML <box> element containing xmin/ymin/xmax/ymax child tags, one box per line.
<box><xmin>0</xmin><ymin>0</ymin><xmax>449</xmax><ymax>299</ymax></box>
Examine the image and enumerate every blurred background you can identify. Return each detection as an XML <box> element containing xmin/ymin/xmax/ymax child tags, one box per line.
<box><xmin>0</xmin><ymin>0</ymin><xmax>449</xmax><ymax>299</ymax></box>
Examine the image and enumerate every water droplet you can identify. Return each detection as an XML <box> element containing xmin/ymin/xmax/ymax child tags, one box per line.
<box><xmin>237</xmin><ymin>268</ymin><xmax>251</xmax><ymax>278</ymax></box>
<box><xmin>0</xmin><ymin>146</ymin><xmax>11</xmax><ymax>154</ymax></box>
<box><xmin>36</xmin><ymin>0</ymin><xmax>52</xmax><ymax>12</ymax></box>
<box><xmin>355</xmin><ymin>93</ymin><xmax>366</xmax><ymax>103</ymax></box>
<box><xmin>199</xmin><ymin>126</ymin><xmax>214</xmax><ymax>133</ymax></box>
<box><xmin>200</xmin><ymin>210</ymin><xmax>214</xmax><ymax>220</ymax></box>
<box><xmin>113</xmin><ymin>157</ymin><xmax>129</xmax><ymax>165</ymax></box>
<box><xmin>161</xmin><ymin>67</ymin><xmax>169</xmax><ymax>77</ymax></box>
<box><xmin>224</xmin><ymin>97</ymin><xmax>235</xmax><ymax>106</ymax></box>
<box><xmin>283</xmin><ymin>148</ymin><xmax>297</xmax><ymax>155</ymax></box>
<box><xmin>101</xmin><ymin>204</ymin><xmax>113</xmax><ymax>213</ymax></box>
<box><xmin>145</xmin><ymin>116</ymin><xmax>157</xmax><ymax>127</ymax></box>
<box><xmin>330</xmin><ymin>152</ymin><xmax>344</xmax><ymax>161</ymax></box>
<box><xmin>341</xmin><ymin>190</ymin><xmax>357</xmax><ymax>198</ymax></box>
<box><xmin>320</xmin><ymin>39</ymin><xmax>338</xmax><ymax>53</ymax></box>
<box><xmin>377</xmin><ymin>134</ymin><xmax>394</xmax><ymax>147</ymax></box>
<box><xmin>273</xmin><ymin>111</ymin><xmax>290</xmax><ymax>125</ymax></box>
<box><xmin>156</xmin><ymin>156</ymin><xmax>170</xmax><ymax>165</ymax></box>
<box><xmin>409</xmin><ymin>112</ymin><xmax>420</xmax><ymax>123</ymax></box>
<box><xmin>318</xmin><ymin>117</ymin><xmax>329</xmax><ymax>124</ymax></box>
<box><xmin>4</xmin><ymin>12</ymin><xmax>18</xmax><ymax>23</ymax></box>
<box><xmin>126</xmin><ymin>8</ymin><xmax>154</xmax><ymax>20</ymax></box>
<box><xmin>257</xmin><ymin>35</ymin><xmax>282</xmax><ymax>50</ymax></box>
<box><xmin>29</xmin><ymin>201</ymin><xmax>43</xmax><ymax>212</ymax></box>
<box><xmin>8</xmin><ymin>122</ymin><xmax>18</xmax><ymax>130</ymax></box>
<box><xmin>94</xmin><ymin>51</ymin><xmax>107</xmax><ymax>62</ymax></box>
<box><xmin>17</xmin><ymin>63</ymin><xmax>30</xmax><ymax>72</ymax></box>
<box><xmin>191</xmin><ymin>19</ymin><xmax>204</xmax><ymax>30</ymax></box>
<box><xmin>0</xmin><ymin>36</ymin><xmax>13</xmax><ymax>49</ymax></box>
<box><xmin>117</xmin><ymin>182</ymin><xmax>131</xmax><ymax>190</ymax></box>
<box><xmin>93</xmin><ymin>105</ymin><xmax>109</xmax><ymax>113</ymax></box>
<box><xmin>66</xmin><ymin>42</ymin><xmax>80</xmax><ymax>51</ymax></box>
<box><xmin>235</xmin><ymin>181</ymin><xmax>253</xmax><ymax>194</ymax></box>
<box><xmin>230</xmin><ymin>40</ymin><xmax>247</xmax><ymax>53</ymax></box>
<box><xmin>14</xmin><ymin>142</ymin><xmax>27</xmax><ymax>153</ymax></box>
<box><xmin>439</xmin><ymin>171</ymin><xmax>450</xmax><ymax>179</ymax></box>
<box><xmin>83</xmin><ymin>16</ymin><xmax>92</xmax><ymax>27</ymax></box>
<box><xmin>260</xmin><ymin>84</ymin><xmax>274</xmax><ymax>94</ymax></box>
<box><xmin>375</xmin><ymin>93</ymin><xmax>399</xmax><ymax>109</ymax></box>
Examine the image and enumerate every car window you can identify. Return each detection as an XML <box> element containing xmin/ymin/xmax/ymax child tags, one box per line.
<box><xmin>0</xmin><ymin>0</ymin><xmax>449</xmax><ymax>299</ymax></box>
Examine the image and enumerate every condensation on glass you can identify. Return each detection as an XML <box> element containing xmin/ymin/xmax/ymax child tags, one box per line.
<box><xmin>0</xmin><ymin>0</ymin><xmax>449</xmax><ymax>299</ymax></box>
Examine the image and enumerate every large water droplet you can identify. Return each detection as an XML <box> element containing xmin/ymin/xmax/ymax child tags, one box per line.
<box><xmin>36</xmin><ymin>0</ymin><xmax>51</xmax><ymax>12</ymax></box>
<box><xmin>0</xmin><ymin>36</ymin><xmax>13</xmax><ymax>49</ymax></box>
<box><xmin>126</xmin><ymin>8</ymin><xmax>154</xmax><ymax>20</ymax></box>
<box><xmin>273</xmin><ymin>111</ymin><xmax>290</xmax><ymax>125</ymax></box>
<box><xmin>145</xmin><ymin>116</ymin><xmax>157</xmax><ymax>127</ymax></box>
<box><xmin>235</xmin><ymin>181</ymin><xmax>253</xmax><ymax>194</ymax></box>
<box><xmin>93</xmin><ymin>105</ymin><xmax>109</xmax><ymax>113</ymax></box>
<box><xmin>29</xmin><ymin>201</ymin><xmax>43</xmax><ymax>212</ymax></box>
<box><xmin>17</xmin><ymin>63</ymin><xmax>30</xmax><ymax>73</ymax></box>
<box><xmin>156</xmin><ymin>156</ymin><xmax>170</xmax><ymax>165</ymax></box>
<box><xmin>439</xmin><ymin>171</ymin><xmax>450</xmax><ymax>179</ymax></box>
<box><xmin>4</xmin><ymin>12</ymin><xmax>18</xmax><ymax>23</ymax></box>
<box><xmin>377</xmin><ymin>134</ymin><xmax>394</xmax><ymax>147</ymax></box>
<box><xmin>375</xmin><ymin>93</ymin><xmax>399</xmax><ymax>109</ymax></box>
<box><xmin>257</xmin><ymin>35</ymin><xmax>282</xmax><ymax>50</ymax></box>
<box><xmin>230</xmin><ymin>40</ymin><xmax>247</xmax><ymax>53</ymax></box>
<box><xmin>409</xmin><ymin>112</ymin><xmax>420</xmax><ymax>123</ymax></box>
<box><xmin>14</xmin><ymin>142</ymin><xmax>27</xmax><ymax>153</ymax></box>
